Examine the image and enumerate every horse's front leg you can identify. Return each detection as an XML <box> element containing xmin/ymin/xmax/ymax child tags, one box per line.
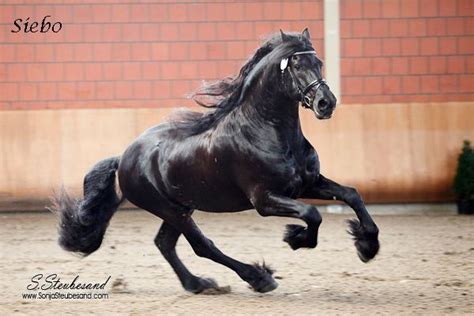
<box><xmin>301</xmin><ymin>174</ymin><xmax>380</xmax><ymax>262</ymax></box>
<box><xmin>251</xmin><ymin>192</ymin><xmax>322</xmax><ymax>250</ymax></box>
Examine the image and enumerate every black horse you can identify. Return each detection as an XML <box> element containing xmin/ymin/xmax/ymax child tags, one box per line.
<box><xmin>52</xmin><ymin>29</ymin><xmax>379</xmax><ymax>294</ymax></box>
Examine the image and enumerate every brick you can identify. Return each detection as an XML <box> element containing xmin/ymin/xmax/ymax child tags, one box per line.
<box><xmin>171</xmin><ymin>81</ymin><xmax>191</xmax><ymax>98</ymax></box>
<box><xmin>64</xmin><ymin>24</ymin><xmax>83</xmax><ymax>42</ymax></box>
<box><xmin>391</xmin><ymin>57</ymin><xmax>409</xmax><ymax>74</ymax></box>
<box><xmin>363</xmin><ymin>39</ymin><xmax>382</xmax><ymax>56</ymax></box>
<box><xmin>26</xmin><ymin>64</ymin><xmax>45</xmax><ymax>81</ymax></box>
<box><xmin>372</xmin><ymin>57</ymin><xmax>391</xmax><ymax>74</ymax></box>
<box><xmin>429</xmin><ymin>56</ymin><xmax>447</xmax><ymax>74</ymax></box>
<box><xmin>188</xmin><ymin>43</ymin><xmax>208</xmax><ymax>60</ymax></box>
<box><xmin>111</xmin><ymin>4</ymin><xmax>130</xmax><ymax>23</ymax></box>
<box><xmin>206</xmin><ymin>42</ymin><xmax>226</xmax><ymax>60</ymax></box>
<box><xmin>263</xmin><ymin>1</ymin><xmax>282</xmax><ymax>20</ymax></box>
<box><xmin>122</xmin><ymin>24</ymin><xmax>141</xmax><ymax>42</ymax></box>
<box><xmin>168</xmin><ymin>43</ymin><xmax>188</xmax><ymax>61</ymax></box>
<box><xmin>352</xmin><ymin>58</ymin><xmax>371</xmax><ymax>75</ymax></box>
<box><xmin>197</xmin><ymin>23</ymin><xmax>217</xmax><ymax>41</ymax></box>
<box><xmin>142</xmin><ymin>62</ymin><xmax>161</xmax><ymax>80</ymax></box>
<box><xmin>459</xmin><ymin>75</ymin><xmax>474</xmax><ymax>93</ymax></box>
<box><xmin>18</xmin><ymin>83</ymin><xmax>38</xmax><ymax>101</ymax></box>
<box><xmin>409</xmin><ymin>57</ymin><xmax>429</xmax><ymax>74</ymax></box>
<box><xmin>82</xmin><ymin>24</ymin><xmax>102</xmax><ymax>42</ymax></box>
<box><xmin>57</xmin><ymin>82</ymin><xmax>76</xmax><ymax>100</ymax></box>
<box><xmin>458</xmin><ymin>0</ymin><xmax>474</xmax><ymax>15</ymax></box>
<box><xmin>45</xmin><ymin>63</ymin><xmax>64</xmax><ymax>81</ymax></box>
<box><xmin>0</xmin><ymin>83</ymin><xmax>18</xmax><ymax>101</ymax></box>
<box><xmin>141</xmin><ymin>24</ymin><xmax>161</xmax><ymax>42</ymax></box>
<box><xmin>281</xmin><ymin>2</ymin><xmax>301</xmax><ymax>20</ymax></box>
<box><xmin>466</xmin><ymin>19</ymin><xmax>474</xmax><ymax>35</ymax></box>
<box><xmin>93</xmin><ymin>43</ymin><xmax>112</xmax><ymax>61</ymax></box>
<box><xmin>160</xmin><ymin>24</ymin><xmax>179</xmax><ymax>41</ymax></box>
<box><xmin>340</xmin><ymin>58</ymin><xmax>353</xmax><ymax>76</ymax></box>
<box><xmin>447</xmin><ymin>56</ymin><xmax>466</xmax><ymax>73</ymax></box>
<box><xmin>73</xmin><ymin>44</ymin><xmax>93</xmax><ymax>62</ymax></box>
<box><xmin>427</xmin><ymin>18</ymin><xmax>446</xmax><ymax>35</ymax></box>
<box><xmin>96</xmin><ymin>81</ymin><xmax>115</xmax><ymax>99</ymax></box>
<box><xmin>343</xmin><ymin>39</ymin><xmax>363</xmax><ymax>57</ymax></box>
<box><xmin>14</xmin><ymin>45</ymin><xmax>35</xmax><ymax>63</ymax></box>
<box><xmin>132</xmin><ymin>81</ymin><xmax>152</xmax><ymax>99</ymax></box>
<box><xmin>420</xmin><ymin>75</ymin><xmax>439</xmax><ymax>93</ymax></box>
<box><xmin>55</xmin><ymin>44</ymin><xmax>74</xmax><ymax>62</ymax></box>
<box><xmin>383</xmin><ymin>76</ymin><xmax>401</xmax><ymax>93</ymax></box>
<box><xmin>227</xmin><ymin>42</ymin><xmax>246</xmax><ymax>60</ymax></box>
<box><xmin>129</xmin><ymin>4</ymin><xmax>150</xmax><ymax>22</ymax></box>
<box><xmin>73</xmin><ymin>5</ymin><xmax>93</xmax><ymax>23</ymax></box>
<box><xmin>225</xmin><ymin>2</ymin><xmax>244</xmax><ymax>21</ymax></box>
<box><xmin>198</xmin><ymin>61</ymin><xmax>218</xmax><ymax>79</ymax></box>
<box><xmin>151</xmin><ymin>43</ymin><xmax>169</xmax><ymax>60</ymax></box>
<box><xmin>458</xmin><ymin>37</ymin><xmax>474</xmax><ymax>54</ymax></box>
<box><xmin>102</xmin><ymin>24</ymin><xmax>122</xmax><ymax>42</ymax></box>
<box><xmin>131</xmin><ymin>43</ymin><xmax>151</xmax><ymax>61</ymax></box>
<box><xmin>35</xmin><ymin>44</ymin><xmax>54</xmax><ymax>62</ymax></box>
<box><xmin>340</xmin><ymin>20</ymin><xmax>352</xmax><ymax>38</ymax></box>
<box><xmin>103</xmin><ymin>63</ymin><xmax>122</xmax><ymax>80</ymax></box>
<box><xmin>168</xmin><ymin>4</ymin><xmax>187</xmax><ymax>22</ymax></box>
<box><xmin>420</xmin><ymin>37</ymin><xmax>438</xmax><ymax>55</ymax></box>
<box><xmin>382</xmin><ymin>0</ymin><xmax>400</xmax><ymax>18</ymax></box>
<box><xmin>84</xmin><ymin>64</ymin><xmax>103</xmax><ymax>81</ymax></box>
<box><xmin>217</xmin><ymin>22</ymin><xmax>237</xmax><ymax>40</ymax></box>
<box><xmin>64</xmin><ymin>63</ymin><xmax>84</xmax><ymax>81</ymax></box>
<box><xmin>364</xmin><ymin>77</ymin><xmax>383</xmax><ymax>94</ymax></box>
<box><xmin>370</xmin><ymin>20</ymin><xmax>390</xmax><ymax>37</ymax></box>
<box><xmin>363</xmin><ymin>0</ymin><xmax>381</xmax><ymax>18</ymax></box>
<box><xmin>352</xmin><ymin>20</ymin><xmax>370</xmax><ymax>38</ymax></box>
<box><xmin>148</xmin><ymin>4</ymin><xmax>168</xmax><ymax>21</ymax></box>
<box><xmin>438</xmin><ymin>0</ymin><xmax>457</xmax><ymax>16</ymax></box>
<box><xmin>301</xmin><ymin>1</ymin><xmax>323</xmax><ymax>19</ymax></box>
<box><xmin>92</xmin><ymin>4</ymin><xmax>111</xmax><ymax>23</ymax></box>
<box><xmin>467</xmin><ymin>56</ymin><xmax>474</xmax><ymax>72</ymax></box>
<box><xmin>382</xmin><ymin>38</ymin><xmax>401</xmax><ymax>55</ymax></box>
<box><xmin>6</xmin><ymin>64</ymin><xmax>26</xmax><ymax>81</ymax></box>
<box><xmin>401</xmin><ymin>38</ymin><xmax>419</xmax><ymax>56</ymax></box>
<box><xmin>342</xmin><ymin>77</ymin><xmax>363</xmax><ymax>95</ymax></box>
<box><xmin>122</xmin><ymin>62</ymin><xmax>142</xmax><ymax>80</ymax></box>
<box><xmin>152</xmin><ymin>81</ymin><xmax>171</xmax><ymax>99</ymax></box>
<box><xmin>401</xmin><ymin>75</ymin><xmax>420</xmax><ymax>94</ymax></box>
<box><xmin>115</xmin><ymin>81</ymin><xmax>133</xmax><ymax>99</ymax></box>
<box><xmin>446</xmin><ymin>18</ymin><xmax>465</xmax><ymax>35</ymax></box>
<box><xmin>161</xmin><ymin>62</ymin><xmax>180</xmax><ymax>80</ymax></box>
<box><xmin>76</xmin><ymin>82</ymin><xmax>96</xmax><ymax>100</ymax></box>
<box><xmin>389</xmin><ymin>19</ymin><xmax>408</xmax><ymax>37</ymax></box>
<box><xmin>188</xmin><ymin>3</ymin><xmax>207</xmax><ymax>21</ymax></box>
<box><xmin>400</xmin><ymin>0</ymin><xmax>419</xmax><ymax>17</ymax></box>
<box><xmin>439</xmin><ymin>75</ymin><xmax>459</xmax><ymax>93</ymax></box>
<box><xmin>111</xmin><ymin>43</ymin><xmax>131</xmax><ymax>61</ymax></box>
<box><xmin>408</xmin><ymin>19</ymin><xmax>427</xmax><ymax>36</ymax></box>
<box><xmin>37</xmin><ymin>82</ymin><xmax>57</xmax><ymax>100</ymax></box>
<box><xmin>207</xmin><ymin>3</ymin><xmax>226</xmax><ymax>21</ymax></box>
<box><xmin>179</xmin><ymin>62</ymin><xmax>199</xmax><ymax>79</ymax></box>
<box><xmin>341</xmin><ymin>0</ymin><xmax>362</xmax><ymax>19</ymax></box>
<box><xmin>419</xmin><ymin>0</ymin><xmax>438</xmax><ymax>17</ymax></box>
<box><xmin>439</xmin><ymin>37</ymin><xmax>457</xmax><ymax>55</ymax></box>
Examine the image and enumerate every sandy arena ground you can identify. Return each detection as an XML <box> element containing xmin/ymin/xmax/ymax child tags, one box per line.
<box><xmin>0</xmin><ymin>209</ymin><xmax>473</xmax><ymax>315</ymax></box>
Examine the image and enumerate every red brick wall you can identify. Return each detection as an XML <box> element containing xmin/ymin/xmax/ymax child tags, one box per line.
<box><xmin>340</xmin><ymin>0</ymin><xmax>474</xmax><ymax>103</ymax></box>
<box><xmin>0</xmin><ymin>1</ymin><xmax>324</xmax><ymax>110</ymax></box>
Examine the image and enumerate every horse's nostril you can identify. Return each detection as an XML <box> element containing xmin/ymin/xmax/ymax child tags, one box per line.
<box><xmin>318</xmin><ymin>99</ymin><xmax>329</xmax><ymax>109</ymax></box>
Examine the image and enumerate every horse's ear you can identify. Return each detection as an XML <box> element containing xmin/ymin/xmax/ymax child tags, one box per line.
<box><xmin>302</xmin><ymin>28</ymin><xmax>311</xmax><ymax>40</ymax></box>
<box><xmin>280</xmin><ymin>29</ymin><xmax>290</xmax><ymax>42</ymax></box>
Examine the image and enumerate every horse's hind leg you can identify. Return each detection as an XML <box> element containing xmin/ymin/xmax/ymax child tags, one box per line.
<box><xmin>173</xmin><ymin>215</ymin><xmax>278</xmax><ymax>293</ymax></box>
<box><xmin>155</xmin><ymin>222</ymin><xmax>221</xmax><ymax>294</ymax></box>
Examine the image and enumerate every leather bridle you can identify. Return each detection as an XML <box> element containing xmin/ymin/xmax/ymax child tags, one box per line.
<box><xmin>280</xmin><ymin>50</ymin><xmax>327</xmax><ymax>109</ymax></box>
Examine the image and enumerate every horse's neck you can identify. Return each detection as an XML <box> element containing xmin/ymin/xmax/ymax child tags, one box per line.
<box><xmin>236</xmin><ymin>93</ymin><xmax>304</xmax><ymax>144</ymax></box>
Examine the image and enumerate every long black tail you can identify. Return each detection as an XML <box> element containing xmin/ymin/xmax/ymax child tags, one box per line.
<box><xmin>49</xmin><ymin>156</ymin><xmax>123</xmax><ymax>256</ymax></box>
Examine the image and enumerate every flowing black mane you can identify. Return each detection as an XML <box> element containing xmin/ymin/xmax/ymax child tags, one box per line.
<box><xmin>170</xmin><ymin>32</ymin><xmax>314</xmax><ymax>135</ymax></box>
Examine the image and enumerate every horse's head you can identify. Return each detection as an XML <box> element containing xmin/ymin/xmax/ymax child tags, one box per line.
<box><xmin>279</xmin><ymin>29</ymin><xmax>337</xmax><ymax>119</ymax></box>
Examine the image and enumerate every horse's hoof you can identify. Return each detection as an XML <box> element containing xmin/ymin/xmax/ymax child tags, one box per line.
<box><xmin>184</xmin><ymin>277</ymin><xmax>223</xmax><ymax>294</ymax></box>
<box><xmin>347</xmin><ymin>219</ymin><xmax>380</xmax><ymax>262</ymax></box>
<box><xmin>249</xmin><ymin>262</ymin><xmax>278</xmax><ymax>293</ymax></box>
<box><xmin>283</xmin><ymin>224</ymin><xmax>315</xmax><ymax>250</ymax></box>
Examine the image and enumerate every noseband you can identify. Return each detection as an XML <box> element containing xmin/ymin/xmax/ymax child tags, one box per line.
<box><xmin>280</xmin><ymin>50</ymin><xmax>327</xmax><ymax>109</ymax></box>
